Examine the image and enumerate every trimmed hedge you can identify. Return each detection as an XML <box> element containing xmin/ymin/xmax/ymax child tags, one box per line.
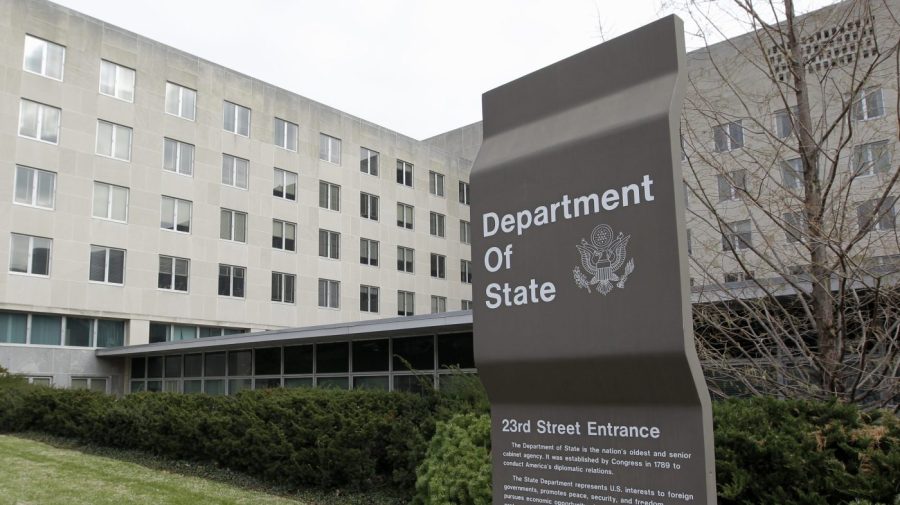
<box><xmin>411</xmin><ymin>398</ymin><xmax>899</xmax><ymax>505</ymax></box>
<box><xmin>0</xmin><ymin>385</ymin><xmax>433</xmax><ymax>491</ymax></box>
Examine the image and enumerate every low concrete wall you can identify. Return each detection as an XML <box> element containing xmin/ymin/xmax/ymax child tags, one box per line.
<box><xmin>0</xmin><ymin>345</ymin><xmax>126</xmax><ymax>395</ymax></box>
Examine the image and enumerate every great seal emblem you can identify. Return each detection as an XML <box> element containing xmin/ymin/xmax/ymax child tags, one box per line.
<box><xmin>573</xmin><ymin>224</ymin><xmax>634</xmax><ymax>295</ymax></box>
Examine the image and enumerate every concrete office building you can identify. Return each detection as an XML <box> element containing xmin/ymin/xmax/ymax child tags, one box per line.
<box><xmin>1</xmin><ymin>0</ymin><xmax>897</xmax><ymax>397</ymax></box>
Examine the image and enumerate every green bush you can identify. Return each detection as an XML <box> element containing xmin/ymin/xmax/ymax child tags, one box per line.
<box><xmin>714</xmin><ymin>397</ymin><xmax>899</xmax><ymax>505</ymax></box>
<box><xmin>413</xmin><ymin>413</ymin><xmax>491</xmax><ymax>505</ymax></box>
<box><xmin>0</xmin><ymin>386</ymin><xmax>433</xmax><ymax>491</ymax></box>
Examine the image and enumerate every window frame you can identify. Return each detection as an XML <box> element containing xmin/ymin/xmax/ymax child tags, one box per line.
<box><xmin>13</xmin><ymin>165</ymin><xmax>56</xmax><ymax>210</ymax></box>
<box><xmin>95</xmin><ymin>119</ymin><xmax>133</xmax><ymax>162</ymax></box>
<box><xmin>429</xmin><ymin>171</ymin><xmax>445</xmax><ymax>196</ymax></box>
<box><xmin>273</xmin><ymin>117</ymin><xmax>298</xmax><ymax>151</ymax></box>
<box><xmin>22</xmin><ymin>34</ymin><xmax>65</xmax><ymax>81</ymax></box>
<box><xmin>396</xmin><ymin>160</ymin><xmax>414</xmax><ymax>187</ymax></box>
<box><xmin>220</xmin><ymin>208</ymin><xmax>248</xmax><ymax>243</ymax></box>
<box><xmin>221</xmin><ymin>154</ymin><xmax>250</xmax><ymax>189</ymax></box>
<box><xmin>360</xmin><ymin>238</ymin><xmax>379</xmax><ymax>267</ymax></box>
<box><xmin>271</xmin><ymin>272</ymin><xmax>296</xmax><ymax>304</ymax></box>
<box><xmin>272</xmin><ymin>219</ymin><xmax>297</xmax><ymax>252</ymax></box>
<box><xmin>8</xmin><ymin>233</ymin><xmax>52</xmax><ymax>277</ymax></box>
<box><xmin>159</xmin><ymin>195</ymin><xmax>191</xmax><ymax>233</ymax></box>
<box><xmin>319</xmin><ymin>133</ymin><xmax>342</xmax><ymax>165</ymax></box>
<box><xmin>459</xmin><ymin>220</ymin><xmax>471</xmax><ymax>244</ymax></box>
<box><xmin>713</xmin><ymin>120</ymin><xmax>744</xmax><ymax>152</ymax></box>
<box><xmin>398</xmin><ymin>290</ymin><xmax>415</xmax><ymax>316</ymax></box>
<box><xmin>717</xmin><ymin>170</ymin><xmax>747</xmax><ymax>202</ymax></box>
<box><xmin>430</xmin><ymin>295</ymin><xmax>447</xmax><ymax>314</ymax></box>
<box><xmin>318</xmin><ymin>279</ymin><xmax>340</xmax><ymax>309</ymax></box>
<box><xmin>18</xmin><ymin>99</ymin><xmax>60</xmax><ymax>144</ymax></box>
<box><xmin>319</xmin><ymin>181</ymin><xmax>341</xmax><ymax>211</ymax></box>
<box><xmin>461</xmin><ymin>259</ymin><xmax>472</xmax><ymax>284</ymax></box>
<box><xmin>851</xmin><ymin>140</ymin><xmax>891</xmax><ymax>177</ymax></box>
<box><xmin>360</xmin><ymin>147</ymin><xmax>379</xmax><ymax>176</ymax></box>
<box><xmin>360</xmin><ymin>285</ymin><xmax>379</xmax><ymax>313</ymax></box>
<box><xmin>397</xmin><ymin>203</ymin><xmax>414</xmax><ymax>230</ymax></box>
<box><xmin>99</xmin><ymin>59</ymin><xmax>135</xmax><ymax>103</ymax></box>
<box><xmin>397</xmin><ymin>246</ymin><xmax>414</xmax><ymax>273</ymax></box>
<box><xmin>458</xmin><ymin>181</ymin><xmax>471</xmax><ymax>205</ymax></box>
<box><xmin>722</xmin><ymin>220</ymin><xmax>752</xmax><ymax>251</ymax></box>
<box><xmin>852</xmin><ymin>88</ymin><xmax>884</xmax><ymax>121</ymax></box>
<box><xmin>89</xmin><ymin>245</ymin><xmax>126</xmax><ymax>285</ymax></box>
<box><xmin>162</xmin><ymin>138</ymin><xmax>195</xmax><ymax>176</ymax></box>
<box><xmin>429</xmin><ymin>212</ymin><xmax>446</xmax><ymax>238</ymax></box>
<box><xmin>158</xmin><ymin>255</ymin><xmax>189</xmax><ymax>292</ymax></box>
<box><xmin>318</xmin><ymin>229</ymin><xmax>341</xmax><ymax>260</ymax></box>
<box><xmin>218</xmin><ymin>264</ymin><xmax>246</xmax><ymax>298</ymax></box>
<box><xmin>164</xmin><ymin>82</ymin><xmax>196</xmax><ymax>121</ymax></box>
<box><xmin>223</xmin><ymin>101</ymin><xmax>251</xmax><ymax>137</ymax></box>
<box><xmin>273</xmin><ymin>168</ymin><xmax>298</xmax><ymax>201</ymax></box>
<box><xmin>360</xmin><ymin>192</ymin><xmax>379</xmax><ymax>221</ymax></box>
<box><xmin>430</xmin><ymin>253</ymin><xmax>446</xmax><ymax>279</ymax></box>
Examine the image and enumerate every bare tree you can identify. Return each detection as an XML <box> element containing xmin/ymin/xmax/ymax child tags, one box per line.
<box><xmin>667</xmin><ymin>0</ymin><xmax>900</xmax><ymax>408</ymax></box>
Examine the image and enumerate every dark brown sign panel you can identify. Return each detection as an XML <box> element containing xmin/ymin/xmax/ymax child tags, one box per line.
<box><xmin>471</xmin><ymin>16</ymin><xmax>716</xmax><ymax>505</ymax></box>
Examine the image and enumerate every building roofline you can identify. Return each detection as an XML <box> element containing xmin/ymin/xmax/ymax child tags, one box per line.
<box><xmin>96</xmin><ymin>311</ymin><xmax>473</xmax><ymax>358</ymax></box>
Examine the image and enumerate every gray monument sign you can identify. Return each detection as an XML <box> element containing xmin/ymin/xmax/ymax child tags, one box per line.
<box><xmin>471</xmin><ymin>16</ymin><xmax>716</xmax><ymax>505</ymax></box>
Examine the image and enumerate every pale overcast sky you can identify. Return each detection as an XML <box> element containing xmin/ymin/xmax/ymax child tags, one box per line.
<box><xmin>50</xmin><ymin>0</ymin><xmax>836</xmax><ymax>139</ymax></box>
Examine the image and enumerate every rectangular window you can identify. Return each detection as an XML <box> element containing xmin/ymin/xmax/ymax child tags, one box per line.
<box><xmin>857</xmin><ymin>198</ymin><xmax>897</xmax><ymax>232</ymax></box>
<box><xmin>782</xmin><ymin>158</ymin><xmax>803</xmax><ymax>191</ymax></box>
<box><xmin>774</xmin><ymin>107</ymin><xmax>797</xmax><ymax>139</ymax></box>
<box><xmin>272</xmin><ymin>219</ymin><xmax>296</xmax><ymax>251</ymax></box>
<box><xmin>853</xmin><ymin>88</ymin><xmax>884</xmax><ymax>121</ymax></box>
<box><xmin>160</xmin><ymin>196</ymin><xmax>191</xmax><ymax>233</ymax></box>
<box><xmin>318</xmin><ymin>279</ymin><xmax>340</xmax><ymax>308</ymax></box>
<box><xmin>218</xmin><ymin>265</ymin><xmax>245</xmax><ymax>298</ymax></box>
<box><xmin>713</xmin><ymin>120</ymin><xmax>743</xmax><ymax>152</ymax></box>
<box><xmin>158</xmin><ymin>255</ymin><xmax>189</xmax><ymax>291</ymax></box>
<box><xmin>319</xmin><ymin>181</ymin><xmax>341</xmax><ymax>211</ymax></box>
<box><xmin>89</xmin><ymin>246</ymin><xmax>125</xmax><ymax>284</ymax></box>
<box><xmin>722</xmin><ymin>220</ymin><xmax>752</xmax><ymax>251</ymax></box>
<box><xmin>397</xmin><ymin>246</ymin><xmax>414</xmax><ymax>273</ymax></box>
<box><xmin>851</xmin><ymin>140</ymin><xmax>891</xmax><ymax>176</ymax></box>
<box><xmin>431</xmin><ymin>295</ymin><xmax>447</xmax><ymax>314</ymax></box>
<box><xmin>724</xmin><ymin>271</ymin><xmax>754</xmax><ymax>283</ymax></box>
<box><xmin>397</xmin><ymin>203</ymin><xmax>414</xmax><ymax>229</ymax></box>
<box><xmin>461</xmin><ymin>300</ymin><xmax>473</xmax><ymax>310</ymax></box>
<box><xmin>360</xmin><ymin>238</ymin><xmax>379</xmax><ymax>266</ymax></box>
<box><xmin>31</xmin><ymin>314</ymin><xmax>61</xmax><ymax>345</ymax></box>
<box><xmin>360</xmin><ymin>285</ymin><xmax>379</xmax><ymax>313</ymax></box>
<box><xmin>163</xmin><ymin>138</ymin><xmax>194</xmax><ymax>176</ymax></box>
<box><xmin>459</xmin><ymin>220</ymin><xmax>471</xmax><ymax>244</ymax></box>
<box><xmin>459</xmin><ymin>181</ymin><xmax>470</xmax><ymax>205</ymax></box>
<box><xmin>784</xmin><ymin>212</ymin><xmax>807</xmax><ymax>243</ymax></box>
<box><xmin>23</xmin><ymin>35</ymin><xmax>65</xmax><ymax>80</ymax></box>
<box><xmin>18</xmin><ymin>100</ymin><xmax>60</xmax><ymax>144</ymax></box>
<box><xmin>165</xmin><ymin>82</ymin><xmax>196</xmax><ymax>120</ymax></box>
<box><xmin>273</xmin><ymin>168</ymin><xmax>298</xmax><ymax>201</ymax></box>
<box><xmin>14</xmin><ymin>165</ymin><xmax>55</xmax><ymax>209</ymax></box>
<box><xmin>271</xmin><ymin>272</ymin><xmax>295</xmax><ymax>303</ymax></box>
<box><xmin>99</xmin><ymin>60</ymin><xmax>135</xmax><ymax>102</ymax></box>
<box><xmin>96</xmin><ymin>120</ymin><xmax>132</xmax><ymax>161</ymax></box>
<box><xmin>319</xmin><ymin>133</ymin><xmax>341</xmax><ymax>164</ymax></box>
<box><xmin>430</xmin><ymin>253</ymin><xmax>446</xmax><ymax>279</ymax></box>
<box><xmin>429</xmin><ymin>171</ymin><xmax>445</xmax><ymax>196</ymax></box>
<box><xmin>318</xmin><ymin>229</ymin><xmax>340</xmax><ymax>259</ymax></box>
<box><xmin>96</xmin><ymin>319</ymin><xmax>124</xmax><ymax>347</ymax></box>
<box><xmin>360</xmin><ymin>192</ymin><xmax>379</xmax><ymax>220</ymax></box>
<box><xmin>66</xmin><ymin>318</ymin><xmax>92</xmax><ymax>347</ymax></box>
<box><xmin>220</xmin><ymin>209</ymin><xmax>248</xmax><ymax>243</ymax></box>
<box><xmin>360</xmin><ymin>147</ymin><xmax>379</xmax><ymax>175</ymax></box>
<box><xmin>0</xmin><ymin>312</ymin><xmax>27</xmax><ymax>344</ymax></box>
<box><xmin>461</xmin><ymin>259</ymin><xmax>472</xmax><ymax>284</ymax></box>
<box><xmin>9</xmin><ymin>234</ymin><xmax>51</xmax><ymax>276</ymax></box>
<box><xmin>273</xmin><ymin>118</ymin><xmax>298</xmax><ymax>151</ymax></box>
<box><xmin>430</xmin><ymin>212</ymin><xmax>446</xmax><ymax>237</ymax></box>
<box><xmin>223</xmin><ymin>101</ymin><xmax>250</xmax><ymax>136</ymax></box>
<box><xmin>396</xmin><ymin>160</ymin><xmax>413</xmax><ymax>187</ymax></box>
<box><xmin>398</xmin><ymin>291</ymin><xmax>415</xmax><ymax>316</ymax></box>
<box><xmin>222</xmin><ymin>154</ymin><xmax>249</xmax><ymax>189</ymax></box>
<box><xmin>717</xmin><ymin>170</ymin><xmax>747</xmax><ymax>202</ymax></box>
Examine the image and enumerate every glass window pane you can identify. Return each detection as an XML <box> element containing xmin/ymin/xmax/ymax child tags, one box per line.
<box><xmin>235</xmin><ymin>213</ymin><xmax>246</xmax><ymax>242</ymax></box>
<box><xmin>31</xmin><ymin>314</ymin><xmax>62</xmax><ymax>345</ymax></box>
<box><xmin>96</xmin><ymin>121</ymin><xmax>113</xmax><ymax>156</ymax></box>
<box><xmin>393</xmin><ymin>336</ymin><xmax>434</xmax><ymax>371</ymax></box>
<box><xmin>146</xmin><ymin>356</ymin><xmax>163</xmax><ymax>378</ymax></box>
<box><xmin>0</xmin><ymin>313</ymin><xmax>27</xmax><ymax>344</ymax></box>
<box><xmin>130</xmin><ymin>357</ymin><xmax>145</xmax><ymax>379</ymax></box>
<box><xmin>394</xmin><ymin>375</ymin><xmax>432</xmax><ymax>394</ymax></box>
<box><xmin>108</xmin><ymin>249</ymin><xmax>125</xmax><ymax>284</ymax></box>
<box><xmin>183</xmin><ymin>380</ymin><xmax>202</xmax><ymax>394</ymax></box>
<box><xmin>165</xmin><ymin>83</ymin><xmax>179</xmax><ymax>115</ymax></box>
<box><xmin>23</xmin><ymin>36</ymin><xmax>45</xmax><ymax>74</ymax></box>
<box><xmin>438</xmin><ymin>333</ymin><xmax>475</xmax><ymax>369</ymax></box>
<box><xmin>255</xmin><ymin>347</ymin><xmax>281</xmax><ymax>375</ymax></box>
<box><xmin>352</xmin><ymin>339</ymin><xmax>389</xmax><ymax>372</ymax></box>
<box><xmin>228</xmin><ymin>378</ymin><xmax>252</xmax><ymax>395</ymax></box>
<box><xmin>285</xmin><ymin>378</ymin><xmax>312</xmax><ymax>388</ymax></box>
<box><xmin>227</xmin><ymin>350</ymin><xmax>252</xmax><ymax>376</ymax></box>
<box><xmin>316</xmin><ymin>342</ymin><xmax>349</xmax><ymax>373</ymax></box>
<box><xmin>182</xmin><ymin>89</ymin><xmax>196</xmax><ymax>120</ymax></box>
<box><xmin>318</xmin><ymin>377</ymin><xmax>348</xmax><ymax>390</ymax></box>
<box><xmin>31</xmin><ymin>237</ymin><xmax>51</xmax><ymax>275</ymax></box>
<box><xmin>130</xmin><ymin>381</ymin><xmax>146</xmax><ymax>393</ymax></box>
<box><xmin>204</xmin><ymin>379</ymin><xmax>226</xmax><ymax>395</ymax></box>
<box><xmin>115</xmin><ymin>127</ymin><xmax>132</xmax><ymax>161</ymax></box>
<box><xmin>204</xmin><ymin>352</ymin><xmax>226</xmax><ymax>376</ymax></box>
<box><xmin>99</xmin><ymin>61</ymin><xmax>116</xmax><ymax>95</ymax></box>
<box><xmin>184</xmin><ymin>354</ymin><xmax>203</xmax><ymax>377</ymax></box>
<box><xmin>284</xmin><ymin>345</ymin><xmax>313</xmax><ymax>374</ymax></box>
<box><xmin>161</xmin><ymin>197</ymin><xmax>175</xmax><ymax>229</ymax></box>
<box><xmin>36</xmin><ymin>170</ymin><xmax>55</xmax><ymax>208</ymax></box>
<box><xmin>220</xmin><ymin>210</ymin><xmax>231</xmax><ymax>239</ymax></box>
<box><xmin>9</xmin><ymin>235</ymin><xmax>29</xmax><ymax>273</ymax></box>
<box><xmin>172</xmin><ymin>325</ymin><xmax>196</xmax><ymax>341</ymax></box>
<box><xmin>65</xmin><ymin>317</ymin><xmax>92</xmax><ymax>347</ymax></box>
<box><xmin>71</xmin><ymin>378</ymin><xmax>89</xmax><ymax>390</ymax></box>
<box><xmin>149</xmin><ymin>322</ymin><xmax>168</xmax><ymax>343</ymax></box>
<box><xmin>286</xmin><ymin>172</ymin><xmax>297</xmax><ymax>200</ymax></box>
<box><xmin>89</xmin><ymin>246</ymin><xmax>107</xmax><ymax>282</ymax></box>
<box><xmin>96</xmin><ymin>320</ymin><xmax>124</xmax><ymax>347</ymax></box>
<box><xmin>14</xmin><ymin>166</ymin><xmax>34</xmax><ymax>204</ymax></box>
<box><xmin>256</xmin><ymin>378</ymin><xmax>282</xmax><ymax>389</ymax></box>
<box><xmin>354</xmin><ymin>376</ymin><xmax>389</xmax><ymax>391</ymax></box>
<box><xmin>165</xmin><ymin>355</ymin><xmax>182</xmax><ymax>378</ymax></box>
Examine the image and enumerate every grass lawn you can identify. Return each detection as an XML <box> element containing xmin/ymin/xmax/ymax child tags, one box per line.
<box><xmin>0</xmin><ymin>434</ymin><xmax>311</xmax><ymax>505</ymax></box>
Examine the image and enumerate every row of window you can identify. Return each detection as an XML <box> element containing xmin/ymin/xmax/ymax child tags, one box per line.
<box><xmin>712</xmin><ymin>142</ymin><xmax>892</xmax><ymax>203</ymax></box>
<box><xmin>10</xmin><ymin>231</ymin><xmax>472</xmax><ymax>285</ymax></box>
<box><xmin>708</xmin><ymin>88</ymin><xmax>885</xmax><ymax>153</ymax></box>
<box><xmin>0</xmin><ymin>311</ymin><xmax>124</xmax><ymax>347</ymax></box>
<box><xmin>21</xmin><ymin>36</ymin><xmax>474</xmax><ymax>203</ymax></box>
<box><xmin>23</xmin><ymin>376</ymin><xmax>109</xmax><ymax>393</ymax></box>
<box><xmin>128</xmin><ymin>333</ymin><xmax>475</xmax><ymax>394</ymax></box>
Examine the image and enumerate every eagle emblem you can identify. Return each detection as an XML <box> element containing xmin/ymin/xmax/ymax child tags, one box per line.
<box><xmin>573</xmin><ymin>224</ymin><xmax>635</xmax><ymax>295</ymax></box>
